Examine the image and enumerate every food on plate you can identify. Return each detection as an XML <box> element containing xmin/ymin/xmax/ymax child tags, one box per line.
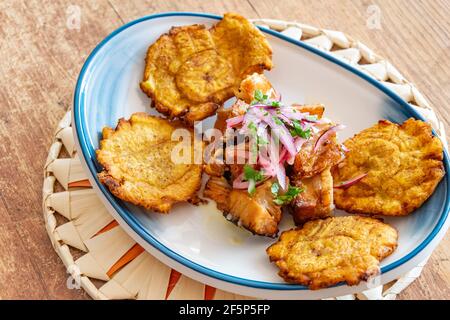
<box><xmin>292</xmin><ymin>117</ymin><xmax>344</xmax><ymax>179</ymax></box>
<box><xmin>204</xmin><ymin>177</ymin><xmax>282</xmax><ymax>237</ymax></box>
<box><xmin>203</xmin><ymin>73</ymin><xmax>345</xmax><ymax>236</ymax></box>
<box><xmin>289</xmin><ymin>169</ymin><xmax>334</xmax><ymax>225</ymax></box>
<box><xmin>287</xmin><ymin>104</ymin><xmax>343</xmax><ymax>224</ymax></box>
<box><xmin>96</xmin><ymin>113</ymin><xmax>202</xmax><ymax>213</ymax></box>
<box><xmin>140</xmin><ymin>13</ymin><xmax>273</xmax><ymax>125</ymax></box>
<box><xmin>235</xmin><ymin>72</ymin><xmax>278</xmax><ymax>103</ymax></box>
<box><xmin>332</xmin><ymin>118</ymin><xmax>444</xmax><ymax>216</ymax></box>
<box><xmin>266</xmin><ymin>216</ymin><xmax>398</xmax><ymax>289</ymax></box>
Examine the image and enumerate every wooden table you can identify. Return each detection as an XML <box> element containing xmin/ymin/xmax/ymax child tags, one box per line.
<box><xmin>0</xmin><ymin>0</ymin><xmax>449</xmax><ymax>300</ymax></box>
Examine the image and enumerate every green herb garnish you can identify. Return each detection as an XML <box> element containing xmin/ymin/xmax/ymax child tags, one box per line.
<box><xmin>272</xmin><ymin>183</ymin><xmax>303</xmax><ymax>205</ymax></box>
<box><xmin>243</xmin><ymin>164</ymin><xmax>265</xmax><ymax>195</ymax></box>
<box><xmin>243</xmin><ymin>164</ymin><xmax>264</xmax><ymax>182</ymax></box>
<box><xmin>257</xmin><ymin>136</ymin><xmax>268</xmax><ymax>145</ymax></box>
<box><xmin>254</xmin><ymin>89</ymin><xmax>264</xmax><ymax>102</ymax></box>
<box><xmin>248</xmin><ymin>121</ymin><xmax>257</xmax><ymax>134</ymax></box>
<box><xmin>271</xmin><ymin>182</ymin><xmax>280</xmax><ymax>195</ymax></box>
<box><xmin>290</xmin><ymin>120</ymin><xmax>311</xmax><ymax>139</ymax></box>
<box><xmin>271</xmin><ymin>101</ymin><xmax>281</xmax><ymax>107</ymax></box>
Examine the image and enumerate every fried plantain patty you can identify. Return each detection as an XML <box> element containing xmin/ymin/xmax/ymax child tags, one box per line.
<box><xmin>140</xmin><ymin>13</ymin><xmax>273</xmax><ymax>125</ymax></box>
<box><xmin>267</xmin><ymin>216</ymin><xmax>398</xmax><ymax>289</ymax></box>
<box><xmin>332</xmin><ymin>118</ymin><xmax>444</xmax><ymax>216</ymax></box>
<box><xmin>96</xmin><ymin>113</ymin><xmax>202</xmax><ymax>213</ymax></box>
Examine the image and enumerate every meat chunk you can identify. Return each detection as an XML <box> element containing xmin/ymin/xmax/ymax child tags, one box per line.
<box><xmin>204</xmin><ymin>177</ymin><xmax>282</xmax><ymax>237</ymax></box>
<box><xmin>290</xmin><ymin>168</ymin><xmax>334</xmax><ymax>225</ymax></box>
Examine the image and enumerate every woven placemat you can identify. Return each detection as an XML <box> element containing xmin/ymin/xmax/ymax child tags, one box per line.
<box><xmin>42</xmin><ymin>18</ymin><xmax>447</xmax><ymax>300</ymax></box>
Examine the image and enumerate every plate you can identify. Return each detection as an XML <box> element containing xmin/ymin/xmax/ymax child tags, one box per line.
<box><xmin>73</xmin><ymin>12</ymin><xmax>450</xmax><ymax>299</ymax></box>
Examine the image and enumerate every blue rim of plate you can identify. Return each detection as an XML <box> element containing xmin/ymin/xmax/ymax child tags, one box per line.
<box><xmin>73</xmin><ymin>12</ymin><xmax>450</xmax><ymax>290</ymax></box>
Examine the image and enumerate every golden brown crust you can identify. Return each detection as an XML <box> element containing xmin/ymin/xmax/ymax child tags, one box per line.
<box><xmin>234</xmin><ymin>73</ymin><xmax>275</xmax><ymax>103</ymax></box>
<box><xmin>290</xmin><ymin>168</ymin><xmax>334</xmax><ymax>225</ymax></box>
<box><xmin>266</xmin><ymin>216</ymin><xmax>398</xmax><ymax>289</ymax></box>
<box><xmin>204</xmin><ymin>177</ymin><xmax>282</xmax><ymax>237</ymax></box>
<box><xmin>332</xmin><ymin>118</ymin><xmax>445</xmax><ymax>216</ymax></box>
<box><xmin>96</xmin><ymin>113</ymin><xmax>203</xmax><ymax>213</ymax></box>
<box><xmin>293</xmin><ymin>127</ymin><xmax>343</xmax><ymax>178</ymax></box>
<box><xmin>140</xmin><ymin>13</ymin><xmax>273</xmax><ymax>125</ymax></box>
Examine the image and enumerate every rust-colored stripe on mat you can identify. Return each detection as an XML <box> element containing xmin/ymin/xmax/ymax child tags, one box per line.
<box><xmin>92</xmin><ymin>220</ymin><xmax>119</xmax><ymax>238</ymax></box>
<box><xmin>165</xmin><ymin>269</ymin><xmax>182</xmax><ymax>299</ymax></box>
<box><xmin>204</xmin><ymin>285</ymin><xmax>216</xmax><ymax>300</ymax></box>
<box><xmin>68</xmin><ymin>179</ymin><xmax>92</xmax><ymax>188</ymax></box>
<box><xmin>106</xmin><ymin>243</ymin><xmax>145</xmax><ymax>278</ymax></box>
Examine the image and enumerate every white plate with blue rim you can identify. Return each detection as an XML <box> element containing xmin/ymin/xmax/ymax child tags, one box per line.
<box><xmin>73</xmin><ymin>12</ymin><xmax>450</xmax><ymax>299</ymax></box>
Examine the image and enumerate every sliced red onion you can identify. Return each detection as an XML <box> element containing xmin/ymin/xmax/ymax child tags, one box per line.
<box><xmin>239</xmin><ymin>113</ymin><xmax>260</xmax><ymax>134</ymax></box>
<box><xmin>261</xmin><ymin>163</ymin><xmax>275</xmax><ymax>176</ymax></box>
<box><xmin>276</xmin><ymin>163</ymin><xmax>287</xmax><ymax>190</ymax></box>
<box><xmin>232</xmin><ymin>173</ymin><xmax>248</xmax><ymax>189</ymax></box>
<box><xmin>258</xmin><ymin>147</ymin><xmax>275</xmax><ymax>176</ymax></box>
<box><xmin>258</xmin><ymin>150</ymin><xmax>271</xmax><ymax>167</ymax></box>
<box><xmin>334</xmin><ymin>173</ymin><xmax>367</xmax><ymax>189</ymax></box>
<box><xmin>341</xmin><ymin>144</ymin><xmax>349</xmax><ymax>152</ymax></box>
<box><xmin>269</xmin><ymin>124</ymin><xmax>296</xmax><ymax>158</ymax></box>
<box><xmin>279</xmin><ymin>147</ymin><xmax>289</xmax><ymax>164</ymax></box>
<box><xmin>229</xmin><ymin>98</ymin><xmax>342</xmax><ymax>194</ymax></box>
<box><xmin>302</xmin><ymin>116</ymin><xmax>319</xmax><ymax>123</ymax></box>
<box><xmin>279</xmin><ymin>108</ymin><xmax>306</xmax><ymax>121</ymax></box>
<box><xmin>314</xmin><ymin>124</ymin><xmax>346</xmax><ymax>152</ymax></box>
<box><xmin>256</xmin><ymin>122</ymin><xmax>268</xmax><ymax>140</ymax></box>
<box><xmin>251</xmin><ymin>107</ymin><xmax>296</xmax><ymax>160</ymax></box>
<box><xmin>225</xmin><ymin>147</ymin><xmax>249</xmax><ymax>164</ymax></box>
<box><xmin>287</xmin><ymin>155</ymin><xmax>295</xmax><ymax>166</ymax></box>
<box><xmin>277</xmin><ymin>113</ymin><xmax>292</xmax><ymax>126</ymax></box>
<box><xmin>226</xmin><ymin>115</ymin><xmax>244</xmax><ymax>128</ymax></box>
<box><xmin>294</xmin><ymin>137</ymin><xmax>307</xmax><ymax>152</ymax></box>
<box><xmin>317</xmin><ymin>117</ymin><xmax>333</xmax><ymax>124</ymax></box>
<box><xmin>232</xmin><ymin>172</ymin><xmax>271</xmax><ymax>190</ymax></box>
<box><xmin>233</xmin><ymin>180</ymin><xmax>249</xmax><ymax>189</ymax></box>
<box><xmin>268</xmin><ymin>134</ymin><xmax>281</xmax><ymax>164</ymax></box>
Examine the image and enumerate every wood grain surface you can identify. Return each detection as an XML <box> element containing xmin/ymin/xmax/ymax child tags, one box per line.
<box><xmin>0</xmin><ymin>0</ymin><xmax>449</xmax><ymax>300</ymax></box>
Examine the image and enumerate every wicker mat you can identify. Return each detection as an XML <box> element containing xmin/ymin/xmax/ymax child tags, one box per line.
<box><xmin>42</xmin><ymin>18</ymin><xmax>447</xmax><ymax>300</ymax></box>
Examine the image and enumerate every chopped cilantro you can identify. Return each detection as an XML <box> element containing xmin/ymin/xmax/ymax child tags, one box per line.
<box><xmin>271</xmin><ymin>182</ymin><xmax>280</xmax><ymax>195</ymax></box>
<box><xmin>252</xmin><ymin>90</ymin><xmax>271</xmax><ymax>105</ymax></box>
<box><xmin>272</xmin><ymin>184</ymin><xmax>303</xmax><ymax>205</ymax></box>
<box><xmin>243</xmin><ymin>164</ymin><xmax>264</xmax><ymax>183</ymax></box>
<box><xmin>243</xmin><ymin>165</ymin><xmax>265</xmax><ymax>195</ymax></box>
<box><xmin>257</xmin><ymin>136</ymin><xmax>268</xmax><ymax>145</ymax></box>
<box><xmin>290</xmin><ymin>120</ymin><xmax>311</xmax><ymax>139</ymax></box>
<box><xmin>271</xmin><ymin>101</ymin><xmax>281</xmax><ymax>107</ymax></box>
<box><xmin>248</xmin><ymin>121</ymin><xmax>257</xmax><ymax>133</ymax></box>
<box><xmin>246</xmin><ymin>122</ymin><xmax>258</xmax><ymax>163</ymax></box>
<box><xmin>254</xmin><ymin>89</ymin><xmax>264</xmax><ymax>102</ymax></box>
<box><xmin>247</xmin><ymin>121</ymin><xmax>258</xmax><ymax>145</ymax></box>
